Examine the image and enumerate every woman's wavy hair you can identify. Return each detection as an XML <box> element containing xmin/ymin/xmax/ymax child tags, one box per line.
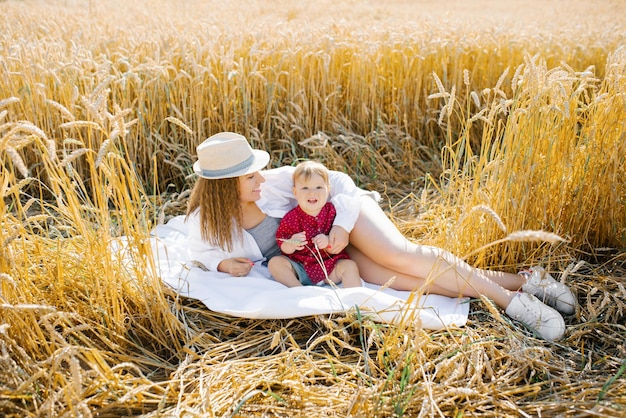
<box><xmin>186</xmin><ymin>177</ymin><xmax>242</xmax><ymax>252</ymax></box>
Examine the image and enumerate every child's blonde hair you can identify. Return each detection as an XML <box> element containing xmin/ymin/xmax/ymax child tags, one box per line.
<box><xmin>292</xmin><ymin>160</ymin><xmax>330</xmax><ymax>185</ymax></box>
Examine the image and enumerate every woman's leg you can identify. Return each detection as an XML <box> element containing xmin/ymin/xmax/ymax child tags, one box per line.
<box><xmin>346</xmin><ymin>246</ymin><xmax>460</xmax><ymax>296</ymax></box>
<box><xmin>348</xmin><ymin>197</ymin><xmax>525</xmax><ymax>309</ymax></box>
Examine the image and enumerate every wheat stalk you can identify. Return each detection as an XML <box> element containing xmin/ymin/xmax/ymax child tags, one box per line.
<box><xmin>0</xmin><ymin>97</ymin><xmax>20</xmax><ymax>109</ymax></box>
<box><xmin>505</xmin><ymin>230</ymin><xmax>566</xmax><ymax>244</ymax></box>
<box><xmin>45</xmin><ymin>99</ymin><xmax>75</xmax><ymax>121</ymax></box>
<box><xmin>60</xmin><ymin>148</ymin><xmax>91</xmax><ymax>167</ymax></box>
<box><xmin>165</xmin><ymin>116</ymin><xmax>194</xmax><ymax>135</ymax></box>
<box><xmin>0</xmin><ymin>2</ymin><xmax>625</xmax><ymax>416</ymax></box>
<box><xmin>59</xmin><ymin>121</ymin><xmax>104</xmax><ymax>131</ymax></box>
<box><xmin>4</xmin><ymin>146</ymin><xmax>29</xmax><ymax>177</ymax></box>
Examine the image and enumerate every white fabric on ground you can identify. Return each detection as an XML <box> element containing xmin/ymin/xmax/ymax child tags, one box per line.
<box><xmin>151</xmin><ymin>216</ymin><xmax>470</xmax><ymax>330</ymax></box>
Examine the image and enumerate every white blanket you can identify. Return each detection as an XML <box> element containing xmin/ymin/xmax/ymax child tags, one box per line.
<box><xmin>151</xmin><ymin>216</ymin><xmax>469</xmax><ymax>330</ymax></box>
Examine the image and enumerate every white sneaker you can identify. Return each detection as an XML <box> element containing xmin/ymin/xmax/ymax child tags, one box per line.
<box><xmin>520</xmin><ymin>266</ymin><xmax>577</xmax><ymax>315</ymax></box>
<box><xmin>505</xmin><ymin>293</ymin><xmax>566</xmax><ymax>341</ymax></box>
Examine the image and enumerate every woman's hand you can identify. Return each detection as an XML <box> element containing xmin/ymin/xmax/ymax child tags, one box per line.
<box><xmin>218</xmin><ymin>257</ymin><xmax>254</xmax><ymax>277</ymax></box>
<box><xmin>327</xmin><ymin>225</ymin><xmax>349</xmax><ymax>254</ymax></box>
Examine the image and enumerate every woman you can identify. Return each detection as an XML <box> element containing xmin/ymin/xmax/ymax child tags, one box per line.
<box><xmin>186</xmin><ymin>132</ymin><xmax>577</xmax><ymax>341</ymax></box>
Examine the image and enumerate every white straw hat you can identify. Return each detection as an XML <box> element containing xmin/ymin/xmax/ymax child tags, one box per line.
<box><xmin>192</xmin><ymin>132</ymin><xmax>270</xmax><ymax>179</ymax></box>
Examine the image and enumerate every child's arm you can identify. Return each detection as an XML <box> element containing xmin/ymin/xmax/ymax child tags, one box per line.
<box><xmin>278</xmin><ymin>232</ymin><xmax>307</xmax><ymax>254</ymax></box>
<box><xmin>276</xmin><ymin>210</ymin><xmax>307</xmax><ymax>254</ymax></box>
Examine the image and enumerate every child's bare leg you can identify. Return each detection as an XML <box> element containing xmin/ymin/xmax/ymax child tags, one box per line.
<box><xmin>327</xmin><ymin>259</ymin><xmax>362</xmax><ymax>288</ymax></box>
<box><xmin>268</xmin><ymin>256</ymin><xmax>302</xmax><ymax>287</ymax></box>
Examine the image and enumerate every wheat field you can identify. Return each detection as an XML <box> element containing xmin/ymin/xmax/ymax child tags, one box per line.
<box><xmin>1</xmin><ymin>0</ymin><xmax>625</xmax><ymax>416</ymax></box>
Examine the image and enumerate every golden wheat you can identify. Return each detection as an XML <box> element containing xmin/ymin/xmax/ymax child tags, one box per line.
<box><xmin>0</xmin><ymin>0</ymin><xmax>625</xmax><ymax>416</ymax></box>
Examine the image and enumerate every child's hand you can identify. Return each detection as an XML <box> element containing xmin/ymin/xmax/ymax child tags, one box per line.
<box><xmin>312</xmin><ymin>234</ymin><xmax>330</xmax><ymax>250</ymax></box>
<box><xmin>279</xmin><ymin>231</ymin><xmax>307</xmax><ymax>253</ymax></box>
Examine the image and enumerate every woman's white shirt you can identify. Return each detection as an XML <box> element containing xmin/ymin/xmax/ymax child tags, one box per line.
<box><xmin>185</xmin><ymin>211</ymin><xmax>266</xmax><ymax>273</ymax></box>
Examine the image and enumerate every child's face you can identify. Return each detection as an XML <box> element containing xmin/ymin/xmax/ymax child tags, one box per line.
<box><xmin>292</xmin><ymin>173</ymin><xmax>330</xmax><ymax>216</ymax></box>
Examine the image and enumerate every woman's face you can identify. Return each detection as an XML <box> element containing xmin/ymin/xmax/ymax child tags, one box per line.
<box><xmin>238</xmin><ymin>171</ymin><xmax>265</xmax><ymax>202</ymax></box>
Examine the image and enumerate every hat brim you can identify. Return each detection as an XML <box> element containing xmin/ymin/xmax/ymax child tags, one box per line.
<box><xmin>193</xmin><ymin>149</ymin><xmax>270</xmax><ymax>179</ymax></box>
